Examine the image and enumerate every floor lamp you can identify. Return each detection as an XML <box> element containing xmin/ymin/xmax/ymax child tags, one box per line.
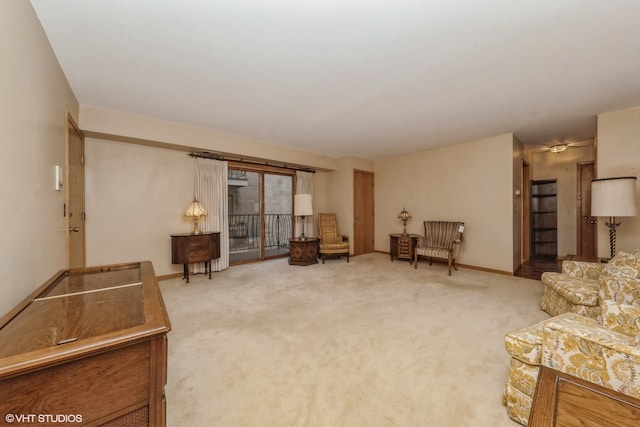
<box><xmin>294</xmin><ymin>194</ymin><xmax>313</xmax><ymax>240</ymax></box>
<box><xmin>591</xmin><ymin>176</ymin><xmax>637</xmax><ymax>258</ymax></box>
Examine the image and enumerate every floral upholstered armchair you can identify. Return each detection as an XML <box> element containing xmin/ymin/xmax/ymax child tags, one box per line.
<box><xmin>540</xmin><ymin>250</ymin><xmax>640</xmax><ymax>319</ymax></box>
<box><xmin>503</xmin><ymin>250</ymin><xmax>640</xmax><ymax>425</ymax></box>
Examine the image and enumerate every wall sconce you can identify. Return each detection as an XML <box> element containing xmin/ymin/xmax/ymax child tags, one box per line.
<box><xmin>294</xmin><ymin>194</ymin><xmax>313</xmax><ymax>240</ymax></box>
<box><xmin>185</xmin><ymin>197</ymin><xmax>207</xmax><ymax>234</ymax></box>
<box><xmin>398</xmin><ymin>207</ymin><xmax>411</xmax><ymax>236</ymax></box>
<box><xmin>591</xmin><ymin>176</ymin><xmax>637</xmax><ymax>258</ymax></box>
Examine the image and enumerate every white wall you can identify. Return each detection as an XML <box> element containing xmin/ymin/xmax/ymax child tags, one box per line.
<box><xmin>81</xmin><ymin>106</ymin><xmax>338</xmax><ymax>172</ymax></box>
<box><xmin>596</xmin><ymin>106</ymin><xmax>640</xmax><ymax>256</ymax></box>
<box><xmin>0</xmin><ymin>1</ymin><xmax>79</xmax><ymax>317</ymax></box>
<box><xmin>84</xmin><ymin>138</ymin><xmax>194</xmax><ymax>276</ymax></box>
<box><xmin>374</xmin><ymin>134</ymin><xmax>515</xmax><ymax>273</ymax></box>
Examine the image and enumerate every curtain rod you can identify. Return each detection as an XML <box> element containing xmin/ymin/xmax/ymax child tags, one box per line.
<box><xmin>188</xmin><ymin>152</ymin><xmax>315</xmax><ymax>173</ymax></box>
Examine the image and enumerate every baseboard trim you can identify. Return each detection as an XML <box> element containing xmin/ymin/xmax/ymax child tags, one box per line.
<box><xmin>159</xmin><ymin>254</ymin><xmax>513</xmax><ymax>278</ymax></box>
<box><xmin>456</xmin><ymin>263</ymin><xmax>513</xmax><ymax>276</ymax></box>
<box><xmin>158</xmin><ymin>272</ymin><xmax>183</xmax><ymax>281</ymax></box>
<box><xmin>377</xmin><ymin>250</ymin><xmax>513</xmax><ymax>276</ymax></box>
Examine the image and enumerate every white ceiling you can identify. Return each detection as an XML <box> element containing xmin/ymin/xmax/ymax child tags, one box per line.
<box><xmin>30</xmin><ymin>0</ymin><xmax>640</xmax><ymax>160</ymax></box>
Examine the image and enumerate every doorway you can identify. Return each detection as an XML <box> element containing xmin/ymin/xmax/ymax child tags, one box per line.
<box><xmin>228</xmin><ymin>166</ymin><xmax>293</xmax><ymax>264</ymax></box>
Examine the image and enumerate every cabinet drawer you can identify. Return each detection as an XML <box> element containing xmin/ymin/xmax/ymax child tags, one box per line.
<box><xmin>399</xmin><ymin>238</ymin><xmax>410</xmax><ymax>253</ymax></box>
<box><xmin>187</xmin><ymin>236</ymin><xmax>212</xmax><ymax>262</ymax></box>
<box><xmin>0</xmin><ymin>341</ymin><xmax>151</xmax><ymax>424</ymax></box>
<box><xmin>188</xmin><ymin>248</ymin><xmax>210</xmax><ymax>262</ymax></box>
<box><xmin>188</xmin><ymin>235</ymin><xmax>211</xmax><ymax>251</ymax></box>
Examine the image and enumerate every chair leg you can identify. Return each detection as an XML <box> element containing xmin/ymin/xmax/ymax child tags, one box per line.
<box><xmin>322</xmin><ymin>254</ymin><xmax>325</xmax><ymax>264</ymax></box>
<box><xmin>429</xmin><ymin>257</ymin><xmax>433</xmax><ymax>266</ymax></box>
<box><xmin>414</xmin><ymin>253</ymin><xmax>418</xmax><ymax>269</ymax></box>
<box><xmin>346</xmin><ymin>253</ymin><xmax>349</xmax><ymax>262</ymax></box>
<box><xmin>448</xmin><ymin>254</ymin><xmax>453</xmax><ymax>276</ymax></box>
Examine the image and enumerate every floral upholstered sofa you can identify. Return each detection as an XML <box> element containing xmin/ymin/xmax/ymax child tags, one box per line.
<box><xmin>503</xmin><ymin>250</ymin><xmax>640</xmax><ymax>425</ymax></box>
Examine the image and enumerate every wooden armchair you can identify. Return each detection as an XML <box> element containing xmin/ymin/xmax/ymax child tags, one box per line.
<box><xmin>317</xmin><ymin>213</ymin><xmax>349</xmax><ymax>263</ymax></box>
<box><xmin>414</xmin><ymin>221</ymin><xmax>464</xmax><ymax>275</ymax></box>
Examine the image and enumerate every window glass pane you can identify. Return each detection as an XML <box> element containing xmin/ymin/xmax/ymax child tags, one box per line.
<box><xmin>264</xmin><ymin>174</ymin><xmax>292</xmax><ymax>258</ymax></box>
<box><xmin>229</xmin><ymin>170</ymin><xmax>261</xmax><ymax>263</ymax></box>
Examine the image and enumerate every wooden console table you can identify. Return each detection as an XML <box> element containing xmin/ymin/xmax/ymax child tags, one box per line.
<box><xmin>171</xmin><ymin>232</ymin><xmax>221</xmax><ymax>283</ymax></box>
<box><xmin>0</xmin><ymin>261</ymin><xmax>171</xmax><ymax>427</ymax></box>
<box><xmin>389</xmin><ymin>233</ymin><xmax>420</xmax><ymax>263</ymax></box>
<box><xmin>288</xmin><ymin>238</ymin><xmax>319</xmax><ymax>266</ymax></box>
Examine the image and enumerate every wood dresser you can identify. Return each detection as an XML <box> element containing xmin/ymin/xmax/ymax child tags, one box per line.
<box><xmin>0</xmin><ymin>261</ymin><xmax>171</xmax><ymax>427</ymax></box>
<box><xmin>171</xmin><ymin>232</ymin><xmax>221</xmax><ymax>283</ymax></box>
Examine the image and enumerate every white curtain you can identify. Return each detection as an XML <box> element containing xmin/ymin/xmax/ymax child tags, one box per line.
<box><xmin>295</xmin><ymin>171</ymin><xmax>314</xmax><ymax>238</ymax></box>
<box><xmin>195</xmin><ymin>158</ymin><xmax>229</xmax><ymax>272</ymax></box>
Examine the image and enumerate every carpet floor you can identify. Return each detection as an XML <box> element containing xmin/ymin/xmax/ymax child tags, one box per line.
<box><xmin>159</xmin><ymin>253</ymin><xmax>549</xmax><ymax>426</ymax></box>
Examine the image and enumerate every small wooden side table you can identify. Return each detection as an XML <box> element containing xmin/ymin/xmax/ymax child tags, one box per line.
<box><xmin>389</xmin><ymin>233</ymin><xmax>420</xmax><ymax>264</ymax></box>
<box><xmin>171</xmin><ymin>232</ymin><xmax>221</xmax><ymax>283</ymax></box>
<box><xmin>289</xmin><ymin>238</ymin><xmax>319</xmax><ymax>266</ymax></box>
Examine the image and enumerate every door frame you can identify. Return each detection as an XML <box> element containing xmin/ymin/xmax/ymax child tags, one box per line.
<box><xmin>522</xmin><ymin>161</ymin><xmax>531</xmax><ymax>263</ymax></box>
<box><xmin>227</xmin><ymin>162</ymin><xmax>295</xmax><ymax>265</ymax></box>
<box><xmin>576</xmin><ymin>161</ymin><xmax>597</xmax><ymax>257</ymax></box>
<box><xmin>353</xmin><ymin>169</ymin><xmax>375</xmax><ymax>256</ymax></box>
<box><xmin>66</xmin><ymin>112</ymin><xmax>86</xmax><ymax>268</ymax></box>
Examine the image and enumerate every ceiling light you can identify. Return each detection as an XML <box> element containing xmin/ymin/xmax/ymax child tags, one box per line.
<box><xmin>549</xmin><ymin>144</ymin><xmax>567</xmax><ymax>153</ymax></box>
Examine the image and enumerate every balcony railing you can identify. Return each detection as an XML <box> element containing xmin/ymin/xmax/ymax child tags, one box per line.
<box><xmin>229</xmin><ymin>214</ymin><xmax>292</xmax><ymax>252</ymax></box>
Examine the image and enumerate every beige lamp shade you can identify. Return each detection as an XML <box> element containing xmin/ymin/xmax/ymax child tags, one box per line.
<box><xmin>398</xmin><ymin>207</ymin><xmax>411</xmax><ymax>236</ymax></box>
<box><xmin>185</xmin><ymin>197</ymin><xmax>207</xmax><ymax>234</ymax></box>
<box><xmin>591</xmin><ymin>177</ymin><xmax>637</xmax><ymax>217</ymax></box>
<box><xmin>398</xmin><ymin>207</ymin><xmax>411</xmax><ymax>221</ymax></box>
<box><xmin>294</xmin><ymin>194</ymin><xmax>312</xmax><ymax>240</ymax></box>
<box><xmin>185</xmin><ymin>198</ymin><xmax>207</xmax><ymax>218</ymax></box>
<box><xmin>294</xmin><ymin>194</ymin><xmax>313</xmax><ymax>216</ymax></box>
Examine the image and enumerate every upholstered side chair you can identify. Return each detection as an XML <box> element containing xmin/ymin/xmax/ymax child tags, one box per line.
<box><xmin>317</xmin><ymin>213</ymin><xmax>349</xmax><ymax>263</ymax></box>
<box><xmin>414</xmin><ymin>221</ymin><xmax>464</xmax><ymax>275</ymax></box>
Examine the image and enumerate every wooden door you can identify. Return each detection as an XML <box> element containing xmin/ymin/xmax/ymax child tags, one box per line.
<box><xmin>522</xmin><ymin>161</ymin><xmax>531</xmax><ymax>262</ymax></box>
<box><xmin>353</xmin><ymin>170</ymin><xmax>374</xmax><ymax>255</ymax></box>
<box><xmin>577</xmin><ymin>162</ymin><xmax>597</xmax><ymax>257</ymax></box>
<box><xmin>66</xmin><ymin>114</ymin><xmax>86</xmax><ymax>268</ymax></box>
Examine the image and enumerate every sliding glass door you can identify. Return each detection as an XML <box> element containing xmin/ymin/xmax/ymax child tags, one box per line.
<box><xmin>228</xmin><ymin>167</ymin><xmax>293</xmax><ymax>264</ymax></box>
<box><xmin>264</xmin><ymin>174</ymin><xmax>292</xmax><ymax>258</ymax></box>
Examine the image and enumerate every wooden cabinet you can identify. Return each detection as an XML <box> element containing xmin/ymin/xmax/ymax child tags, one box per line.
<box><xmin>288</xmin><ymin>238</ymin><xmax>319</xmax><ymax>266</ymax></box>
<box><xmin>0</xmin><ymin>261</ymin><xmax>171</xmax><ymax>427</ymax></box>
<box><xmin>529</xmin><ymin>366</ymin><xmax>640</xmax><ymax>426</ymax></box>
<box><xmin>171</xmin><ymin>232</ymin><xmax>221</xmax><ymax>283</ymax></box>
<box><xmin>389</xmin><ymin>233</ymin><xmax>419</xmax><ymax>263</ymax></box>
<box><xmin>531</xmin><ymin>179</ymin><xmax>557</xmax><ymax>258</ymax></box>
